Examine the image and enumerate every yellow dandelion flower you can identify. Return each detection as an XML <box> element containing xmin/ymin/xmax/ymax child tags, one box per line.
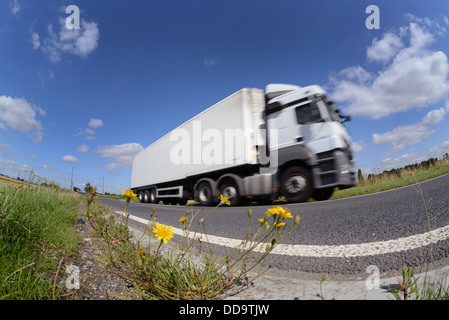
<box><xmin>122</xmin><ymin>189</ymin><xmax>137</xmax><ymax>200</ymax></box>
<box><xmin>152</xmin><ymin>222</ymin><xmax>174</xmax><ymax>244</ymax></box>
<box><xmin>258</xmin><ymin>218</ymin><xmax>268</xmax><ymax>226</ymax></box>
<box><xmin>267</xmin><ymin>206</ymin><xmax>293</xmax><ymax>219</ymax></box>
<box><xmin>178</xmin><ymin>216</ymin><xmax>188</xmax><ymax>223</ymax></box>
<box><xmin>218</xmin><ymin>194</ymin><xmax>231</xmax><ymax>206</ymax></box>
<box><xmin>278</xmin><ymin>207</ymin><xmax>293</xmax><ymax>219</ymax></box>
<box><xmin>275</xmin><ymin>222</ymin><xmax>286</xmax><ymax>229</ymax></box>
<box><xmin>267</xmin><ymin>207</ymin><xmax>280</xmax><ymax>216</ymax></box>
<box><xmin>137</xmin><ymin>248</ymin><xmax>146</xmax><ymax>259</ymax></box>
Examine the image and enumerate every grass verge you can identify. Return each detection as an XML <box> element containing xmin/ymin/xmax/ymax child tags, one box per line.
<box><xmin>331</xmin><ymin>160</ymin><xmax>449</xmax><ymax>200</ymax></box>
<box><xmin>0</xmin><ymin>184</ymin><xmax>81</xmax><ymax>299</ymax></box>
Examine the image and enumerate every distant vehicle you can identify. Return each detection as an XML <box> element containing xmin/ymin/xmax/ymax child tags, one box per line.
<box><xmin>131</xmin><ymin>84</ymin><xmax>356</xmax><ymax>206</ymax></box>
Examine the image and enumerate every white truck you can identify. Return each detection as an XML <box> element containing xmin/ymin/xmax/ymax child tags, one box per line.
<box><xmin>131</xmin><ymin>84</ymin><xmax>356</xmax><ymax>206</ymax></box>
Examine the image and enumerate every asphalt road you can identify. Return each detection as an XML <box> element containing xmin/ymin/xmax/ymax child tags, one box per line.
<box><xmin>98</xmin><ymin>173</ymin><xmax>449</xmax><ymax>280</ymax></box>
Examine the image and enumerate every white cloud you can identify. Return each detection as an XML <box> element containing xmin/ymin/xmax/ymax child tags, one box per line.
<box><xmin>61</xmin><ymin>155</ymin><xmax>81</xmax><ymax>165</ymax></box>
<box><xmin>0</xmin><ymin>158</ymin><xmax>29</xmax><ymax>178</ymax></box>
<box><xmin>372</xmin><ymin>104</ymin><xmax>449</xmax><ymax>153</ymax></box>
<box><xmin>77</xmin><ymin>143</ymin><xmax>90</xmax><ymax>153</ymax></box>
<box><xmin>31</xmin><ymin>32</ymin><xmax>40</xmax><ymax>50</ymax></box>
<box><xmin>335</xmin><ymin>66</ymin><xmax>374</xmax><ymax>84</ymax></box>
<box><xmin>382</xmin><ymin>153</ymin><xmax>422</xmax><ymax>169</ymax></box>
<box><xmin>443</xmin><ymin>15</ymin><xmax>449</xmax><ymax>27</ymax></box>
<box><xmin>405</xmin><ymin>13</ymin><xmax>446</xmax><ymax>36</ymax></box>
<box><xmin>88</xmin><ymin>118</ymin><xmax>103</xmax><ymax>128</ymax></box>
<box><xmin>0</xmin><ymin>143</ymin><xmax>11</xmax><ymax>148</ymax></box>
<box><xmin>367</xmin><ymin>32</ymin><xmax>403</xmax><ymax>63</ymax></box>
<box><xmin>0</xmin><ymin>95</ymin><xmax>45</xmax><ymax>142</ymax></box>
<box><xmin>35</xmin><ymin>165</ymin><xmax>56</xmax><ymax>172</ymax></box>
<box><xmin>104</xmin><ymin>162</ymin><xmax>120</xmax><ymax>174</ymax></box>
<box><xmin>95</xmin><ymin>143</ymin><xmax>143</xmax><ymax>173</ymax></box>
<box><xmin>39</xmin><ymin>18</ymin><xmax>99</xmax><ymax>63</ymax></box>
<box><xmin>85</xmin><ymin>128</ymin><xmax>95</xmax><ymax>135</ymax></box>
<box><xmin>10</xmin><ymin>0</ymin><xmax>20</xmax><ymax>15</ymax></box>
<box><xmin>204</xmin><ymin>58</ymin><xmax>217</xmax><ymax>67</ymax></box>
<box><xmin>75</xmin><ymin>119</ymin><xmax>103</xmax><ymax>140</ymax></box>
<box><xmin>430</xmin><ymin>137</ymin><xmax>449</xmax><ymax>156</ymax></box>
<box><xmin>331</xmin><ymin>22</ymin><xmax>449</xmax><ymax>119</ymax></box>
<box><xmin>351</xmin><ymin>140</ymin><xmax>366</xmax><ymax>153</ymax></box>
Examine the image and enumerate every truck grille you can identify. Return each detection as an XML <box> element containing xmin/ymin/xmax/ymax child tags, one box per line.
<box><xmin>316</xmin><ymin>151</ymin><xmax>337</xmax><ymax>185</ymax></box>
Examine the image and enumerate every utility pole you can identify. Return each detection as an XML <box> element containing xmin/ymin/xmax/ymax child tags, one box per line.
<box><xmin>102</xmin><ymin>175</ymin><xmax>104</xmax><ymax>194</ymax></box>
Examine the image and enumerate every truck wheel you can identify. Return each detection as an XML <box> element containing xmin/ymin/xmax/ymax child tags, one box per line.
<box><xmin>144</xmin><ymin>190</ymin><xmax>151</xmax><ymax>203</ymax></box>
<box><xmin>197</xmin><ymin>182</ymin><xmax>213</xmax><ymax>206</ymax></box>
<box><xmin>220</xmin><ymin>181</ymin><xmax>241</xmax><ymax>206</ymax></box>
<box><xmin>313</xmin><ymin>188</ymin><xmax>334</xmax><ymax>201</ymax></box>
<box><xmin>150</xmin><ymin>189</ymin><xmax>157</xmax><ymax>204</ymax></box>
<box><xmin>138</xmin><ymin>191</ymin><xmax>145</xmax><ymax>203</ymax></box>
<box><xmin>280</xmin><ymin>167</ymin><xmax>312</xmax><ymax>203</ymax></box>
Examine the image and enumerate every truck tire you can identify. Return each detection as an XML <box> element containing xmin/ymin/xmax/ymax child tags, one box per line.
<box><xmin>220</xmin><ymin>180</ymin><xmax>241</xmax><ymax>206</ymax></box>
<box><xmin>197</xmin><ymin>182</ymin><xmax>213</xmax><ymax>206</ymax></box>
<box><xmin>280</xmin><ymin>166</ymin><xmax>312</xmax><ymax>203</ymax></box>
<box><xmin>144</xmin><ymin>190</ymin><xmax>151</xmax><ymax>203</ymax></box>
<box><xmin>150</xmin><ymin>189</ymin><xmax>157</xmax><ymax>204</ymax></box>
<box><xmin>138</xmin><ymin>191</ymin><xmax>145</xmax><ymax>203</ymax></box>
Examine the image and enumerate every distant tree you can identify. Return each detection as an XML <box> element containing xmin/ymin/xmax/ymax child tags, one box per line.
<box><xmin>357</xmin><ymin>169</ymin><xmax>364</xmax><ymax>182</ymax></box>
<box><xmin>84</xmin><ymin>183</ymin><xmax>92</xmax><ymax>194</ymax></box>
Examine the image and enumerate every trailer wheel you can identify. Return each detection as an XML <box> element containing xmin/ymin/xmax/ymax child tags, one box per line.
<box><xmin>150</xmin><ymin>189</ymin><xmax>157</xmax><ymax>204</ymax></box>
<box><xmin>197</xmin><ymin>182</ymin><xmax>213</xmax><ymax>206</ymax></box>
<box><xmin>220</xmin><ymin>181</ymin><xmax>241</xmax><ymax>206</ymax></box>
<box><xmin>280</xmin><ymin>166</ymin><xmax>312</xmax><ymax>203</ymax></box>
<box><xmin>138</xmin><ymin>191</ymin><xmax>145</xmax><ymax>203</ymax></box>
<box><xmin>143</xmin><ymin>190</ymin><xmax>151</xmax><ymax>203</ymax></box>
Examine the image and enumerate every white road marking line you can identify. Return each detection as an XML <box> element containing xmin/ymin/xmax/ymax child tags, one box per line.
<box><xmin>116</xmin><ymin>211</ymin><xmax>449</xmax><ymax>258</ymax></box>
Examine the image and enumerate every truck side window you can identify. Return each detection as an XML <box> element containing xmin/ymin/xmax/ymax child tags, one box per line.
<box><xmin>295</xmin><ymin>103</ymin><xmax>322</xmax><ymax>125</ymax></box>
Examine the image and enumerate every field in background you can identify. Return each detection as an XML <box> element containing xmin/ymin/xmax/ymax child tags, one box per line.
<box><xmin>332</xmin><ymin>158</ymin><xmax>449</xmax><ymax>200</ymax></box>
<box><xmin>0</xmin><ymin>174</ymin><xmax>25</xmax><ymax>187</ymax></box>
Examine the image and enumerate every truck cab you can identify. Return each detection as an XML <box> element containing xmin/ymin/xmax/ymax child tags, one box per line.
<box><xmin>264</xmin><ymin>84</ymin><xmax>356</xmax><ymax>202</ymax></box>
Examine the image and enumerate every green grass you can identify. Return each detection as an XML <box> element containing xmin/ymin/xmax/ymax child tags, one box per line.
<box><xmin>331</xmin><ymin>161</ymin><xmax>449</xmax><ymax>200</ymax></box>
<box><xmin>0</xmin><ymin>185</ymin><xmax>81</xmax><ymax>299</ymax></box>
<box><xmin>97</xmin><ymin>193</ymin><xmax>139</xmax><ymax>202</ymax></box>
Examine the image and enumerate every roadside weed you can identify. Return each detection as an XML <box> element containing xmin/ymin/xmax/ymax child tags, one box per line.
<box><xmin>85</xmin><ymin>191</ymin><xmax>300</xmax><ymax>300</ymax></box>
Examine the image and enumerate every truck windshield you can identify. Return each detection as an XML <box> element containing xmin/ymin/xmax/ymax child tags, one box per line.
<box><xmin>295</xmin><ymin>102</ymin><xmax>322</xmax><ymax>125</ymax></box>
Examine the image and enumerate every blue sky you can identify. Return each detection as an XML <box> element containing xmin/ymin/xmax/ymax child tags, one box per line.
<box><xmin>1</xmin><ymin>0</ymin><xmax>449</xmax><ymax>193</ymax></box>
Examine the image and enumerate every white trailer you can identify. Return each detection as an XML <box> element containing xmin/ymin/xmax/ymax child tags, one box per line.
<box><xmin>131</xmin><ymin>84</ymin><xmax>356</xmax><ymax>205</ymax></box>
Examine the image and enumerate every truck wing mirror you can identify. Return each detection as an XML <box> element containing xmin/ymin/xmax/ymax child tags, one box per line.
<box><xmin>341</xmin><ymin>115</ymin><xmax>351</xmax><ymax>123</ymax></box>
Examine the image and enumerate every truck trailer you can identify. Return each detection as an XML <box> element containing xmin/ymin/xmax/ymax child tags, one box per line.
<box><xmin>130</xmin><ymin>84</ymin><xmax>356</xmax><ymax>206</ymax></box>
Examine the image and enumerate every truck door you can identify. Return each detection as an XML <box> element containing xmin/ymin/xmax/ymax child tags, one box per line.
<box><xmin>267</xmin><ymin>107</ymin><xmax>298</xmax><ymax>151</ymax></box>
